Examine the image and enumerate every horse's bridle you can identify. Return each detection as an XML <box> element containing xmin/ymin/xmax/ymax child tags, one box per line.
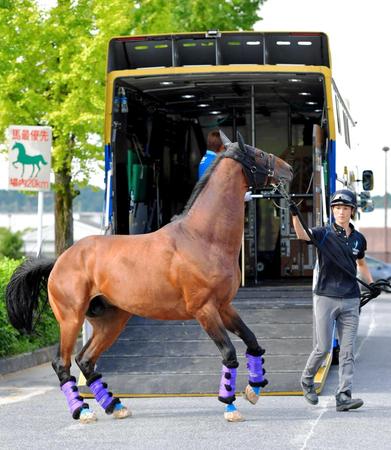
<box><xmin>225</xmin><ymin>145</ymin><xmax>276</xmax><ymax>189</ymax></box>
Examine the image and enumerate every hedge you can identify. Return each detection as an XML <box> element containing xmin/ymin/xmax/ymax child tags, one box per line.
<box><xmin>0</xmin><ymin>257</ymin><xmax>59</xmax><ymax>358</ymax></box>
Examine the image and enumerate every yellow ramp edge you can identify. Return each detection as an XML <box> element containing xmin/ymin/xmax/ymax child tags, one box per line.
<box><xmin>314</xmin><ymin>352</ymin><xmax>332</xmax><ymax>393</ymax></box>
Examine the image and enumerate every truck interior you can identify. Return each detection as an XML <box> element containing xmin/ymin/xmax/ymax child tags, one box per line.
<box><xmin>108</xmin><ymin>33</ymin><xmax>330</xmax><ymax>285</ymax></box>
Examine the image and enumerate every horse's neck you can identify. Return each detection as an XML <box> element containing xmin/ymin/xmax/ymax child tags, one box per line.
<box><xmin>185</xmin><ymin>158</ymin><xmax>247</xmax><ymax>250</ymax></box>
<box><xmin>16</xmin><ymin>145</ymin><xmax>25</xmax><ymax>156</ymax></box>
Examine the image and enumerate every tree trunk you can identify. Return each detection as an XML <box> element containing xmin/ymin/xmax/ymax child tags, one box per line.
<box><xmin>54</xmin><ymin>168</ymin><xmax>74</xmax><ymax>256</ymax></box>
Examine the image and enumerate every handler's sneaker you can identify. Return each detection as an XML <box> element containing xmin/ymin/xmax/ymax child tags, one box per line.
<box><xmin>336</xmin><ymin>390</ymin><xmax>363</xmax><ymax>412</ymax></box>
<box><xmin>301</xmin><ymin>381</ymin><xmax>319</xmax><ymax>405</ymax></box>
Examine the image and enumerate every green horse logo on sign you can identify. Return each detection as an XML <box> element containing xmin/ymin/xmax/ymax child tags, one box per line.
<box><xmin>12</xmin><ymin>142</ymin><xmax>48</xmax><ymax>178</ymax></box>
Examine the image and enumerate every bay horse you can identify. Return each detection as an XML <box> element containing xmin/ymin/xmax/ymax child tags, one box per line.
<box><xmin>6</xmin><ymin>132</ymin><xmax>293</xmax><ymax>423</ymax></box>
<box><xmin>12</xmin><ymin>142</ymin><xmax>48</xmax><ymax>178</ymax></box>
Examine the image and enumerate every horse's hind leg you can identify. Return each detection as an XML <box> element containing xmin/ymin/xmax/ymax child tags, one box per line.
<box><xmin>51</xmin><ymin>303</ymin><xmax>95</xmax><ymax>423</ymax></box>
<box><xmin>194</xmin><ymin>302</ymin><xmax>244</xmax><ymax>422</ymax></box>
<box><xmin>75</xmin><ymin>306</ymin><xmax>131</xmax><ymax>419</ymax></box>
<box><xmin>220</xmin><ymin>304</ymin><xmax>268</xmax><ymax>405</ymax></box>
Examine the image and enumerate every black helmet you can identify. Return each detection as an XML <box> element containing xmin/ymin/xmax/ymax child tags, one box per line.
<box><xmin>330</xmin><ymin>189</ymin><xmax>357</xmax><ymax>209</ymax></box>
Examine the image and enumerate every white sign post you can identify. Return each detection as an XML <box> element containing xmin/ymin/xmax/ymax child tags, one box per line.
<box><xmin>7</xmin><ymin>125</ymin><xmax>52</xmax><ymax>256</ymax></box>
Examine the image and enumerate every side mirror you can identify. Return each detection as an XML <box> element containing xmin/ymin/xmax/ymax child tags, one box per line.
<box><xmin>362</xmin><ymin>170</ymin><xmax>374</xmax><ymax>191</ymax></box>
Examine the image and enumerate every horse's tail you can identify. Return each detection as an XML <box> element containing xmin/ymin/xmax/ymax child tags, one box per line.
<box><xmin>39</xmin><ymin>155</ymin><xmax>48</xmax><ymax>165</ymax></box>
<box><xmin>6</xmin><ymin>258</ymin><xmax>56</xmax><ymax>334</ymax></box>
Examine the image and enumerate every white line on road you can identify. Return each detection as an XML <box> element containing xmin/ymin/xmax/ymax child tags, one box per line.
<box><xmin>356</xmin><ymin>301</ymin><xmax>376</xmax><ymax>358</ymax></box>
<box><xmin>300</xmin><ymin>397</ymin><xmax>332</xmax><ymax>450</ymax></box>
<box><xmin>0</xmin><ymin>386</ymin><xmax>54</xmax><ymax>406</ymax></box>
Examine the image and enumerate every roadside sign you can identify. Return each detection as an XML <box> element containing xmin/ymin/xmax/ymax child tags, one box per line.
<box><xmin>7</xmin><ymin>125</ymin><xmax>52</xmax><ymax>191</ymax></box>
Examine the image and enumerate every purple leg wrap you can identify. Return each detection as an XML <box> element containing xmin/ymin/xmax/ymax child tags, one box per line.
<box><xmin>60</xmin><ymin>377</ymin><xmax>88</xmax><ymax>420</ymax></box>
<box><xmin>246</xmin><ymin>353</ymin><xmax>267</xmax><ymax>387</ymax></box>
<box><xmin>87</xmin><ymin>374</ymin><xmax>119</xmax><ymax>413</ymax></box>
<box><xmin>218</xmin><ymin>365</ymin><xmax>237</xmax><ymax>404</ymax></box>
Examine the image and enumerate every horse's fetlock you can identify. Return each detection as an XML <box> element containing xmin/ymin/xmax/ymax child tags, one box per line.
<box><xmin>61</xmin><ymin>377</ymin><xmax>88</xmax><ymax>418</ymax></box>
<box><xmin>88</xmin><ymin>375</ymin><xmax>120</xmax><ymax>413</ymax></box>
<box><xmin>219</xmin><ymin>365</ymin><xmax>237</xmax><ymax>404</ymax></box>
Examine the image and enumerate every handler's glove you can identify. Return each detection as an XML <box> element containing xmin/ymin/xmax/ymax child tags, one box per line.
<box><xmin>369</xmin><ymin>283</ymin><xmax>381</xmax><ymax>298</ymax></box>
<box><xmin>289</xmin><ymin>201</ymin><xmax>299</xmax><ymax>216</ymax></box>
<box><xmin>244</xmin><ymin>191</ymin><xmax>253</xmax><ymax>202</ymax></box>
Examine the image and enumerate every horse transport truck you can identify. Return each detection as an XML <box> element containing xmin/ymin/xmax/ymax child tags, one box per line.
<box><xmin>93</xmin><ymin>31</ymin><xmax>374</xmax><ymax>395</ymax></box>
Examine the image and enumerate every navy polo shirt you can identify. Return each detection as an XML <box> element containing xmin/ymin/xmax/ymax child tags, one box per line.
<box><xmin>310</xmin><ymin>223</ymin><xmax>367</xmax><ymax>298</ymax></box>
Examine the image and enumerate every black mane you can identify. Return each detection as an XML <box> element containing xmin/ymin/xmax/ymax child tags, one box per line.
<box><xmin>172</xmin><ymin>152</ymin><xmax>225</xmax><ymax>221</ymax></box>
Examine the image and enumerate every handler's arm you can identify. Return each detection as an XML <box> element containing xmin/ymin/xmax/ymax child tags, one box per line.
<box><xmin>356</xmin><ymin>257</ymin><xmax>374</xmax><ymax>284</ymax></box>
<box><xmin>292</xmin><ymin>215</ymin><xmax>311</xmax><ymax>241</ymax></box>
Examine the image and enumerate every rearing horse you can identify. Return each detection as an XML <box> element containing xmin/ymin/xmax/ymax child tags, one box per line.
<box><xmin>6</xmin><ymin>132</ymin><xmax>293</xmax><ymax>423</ymax></box>
<box><xmin>12</xmin><ymin>142</ymin><xmax>48</xmax><ymax>178</ymax></box>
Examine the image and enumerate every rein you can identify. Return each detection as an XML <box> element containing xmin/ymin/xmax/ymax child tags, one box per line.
<box><xmin>274</xmin><ymin>183</ymin><xmax>390</xmax><ymax>308</ymax></box>
<box><xmin>224</xmin><ymin>147</ymin><xmax>276</xmax><ymax>189</ymax></box>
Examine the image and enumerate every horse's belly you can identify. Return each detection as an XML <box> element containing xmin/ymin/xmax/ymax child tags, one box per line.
<box><xmin>110</xmin><ymin>285</ymin><xmax>191</xmax><ymax>321</ymax></box>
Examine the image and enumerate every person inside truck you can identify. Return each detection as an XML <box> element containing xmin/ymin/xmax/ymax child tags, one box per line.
<box><xmin>198</xmin><ymin>129</ymin><xmax>252</xmax><ymax>202</ymax></box>
<box><xmin>198</xmin><ymin>129</ymin><xmax>225</xmax><ymax>179</ymax></box>
<box><xmin>290</xmin><ymin>189</ymin><xmax>380</xmax><ymax>411</ymax></box>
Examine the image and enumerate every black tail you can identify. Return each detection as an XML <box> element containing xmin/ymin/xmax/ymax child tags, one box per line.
<box><xmin>6</xmin><ymin>258</ymin><xmax>56</xmax><ymax>334</ymax></box>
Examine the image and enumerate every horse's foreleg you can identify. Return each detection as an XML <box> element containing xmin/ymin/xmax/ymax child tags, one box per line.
<box><xmin>75</xmin><ymin>307</ymin><xmax>131</xmax><ymax>420</ymax></box>
<box><xmin>220</xmin><ymin>304</ymin><xmax>268</xmax><ymax>405</ymax></box>
<box><xmin>195</xmin><ymin>302</ymin><xmax>244</xmax><ymax>422</ymax></box>
<box><xmin>51</xmin><ymin>309</ymin><xmax>95</xmax><ymax>423</ymax></box>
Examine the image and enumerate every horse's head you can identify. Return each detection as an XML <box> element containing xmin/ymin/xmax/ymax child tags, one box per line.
<box><xmin>220</xmin><ymin>131</ymin><xmax>293</xmax><ymax>189</ymax></box>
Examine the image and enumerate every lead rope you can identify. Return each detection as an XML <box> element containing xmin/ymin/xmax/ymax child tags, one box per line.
<box><xmin>273</xmin><ymin>182</ymin><xmax>390</xmax><ymax>308</ymax></box>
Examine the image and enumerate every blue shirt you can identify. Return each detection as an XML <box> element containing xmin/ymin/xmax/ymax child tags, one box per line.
<box><xmin>198</xmin><ymin>150</ymin><xmax>217</xmax><ymax>179</ymax></box>
<box><xmin>310</xmin><ymin>223</ymin><xmax>367</xmax><ymax>298</ymax></box>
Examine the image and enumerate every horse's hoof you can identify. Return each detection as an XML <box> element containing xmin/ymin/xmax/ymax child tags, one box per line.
<box><xmin>79</xmin><ymin>409</ymin><xmax>97</xmax><ymax>424</ymax></box>
<box><xmin>224</xmin><ymin>410</ymin><xmax>245</xmax><ymax>422</ymax></box>
<box><xmin>112</xmin><ymin>404</ymin><xmax>131</xmax><ymax>419</ymax></box>
<box><xmin>243</xmin><ymin>384</ymin><xmax>260</xmax><ymax>405</ymax></box>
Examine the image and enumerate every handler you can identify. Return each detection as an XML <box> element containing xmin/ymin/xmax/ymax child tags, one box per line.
<box><xmin>198</xmin><ymin>129</ymin><xmax>225</xmax><ymax>179</ymax></box>
<box><xmin>290</xmin><ymin>189</ymin><xmax>379</xmax><ymax>411</ymax></box>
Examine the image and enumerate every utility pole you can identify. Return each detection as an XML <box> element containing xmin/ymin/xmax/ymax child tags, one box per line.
<box><xmin>383</xmin><ymin>146</ymin><xmax>390</xmax><ymax>261</ymax></box>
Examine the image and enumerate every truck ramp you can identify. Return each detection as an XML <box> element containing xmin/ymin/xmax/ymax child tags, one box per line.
<box><xmin>87</xmin><ymin>285</ymin><xmax>317</xmax><ymax>395</ymax></box>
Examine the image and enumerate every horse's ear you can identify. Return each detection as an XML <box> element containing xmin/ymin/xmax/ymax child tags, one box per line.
<box><xmin>237</xmin><ymin>132</ymin><xmax>247</xmax><ymax>153</ymax></box>
<box><xmin>219</xmin><ymin>130</ymin><xmax>232</xmax><ymax>148</ymax></box>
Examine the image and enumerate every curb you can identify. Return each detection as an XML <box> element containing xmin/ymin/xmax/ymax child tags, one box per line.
<box><xmin>0</xmin><ymin>339</ymin><xmax>82</xmax><ymax>375</ymax></box>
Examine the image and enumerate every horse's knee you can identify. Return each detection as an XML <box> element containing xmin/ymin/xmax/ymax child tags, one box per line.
<box><xmin>52</xmin><ymin>354</ymin><xmax>70</xmax><ymax>384</ymax></box>
<box><xmin>222</xmin><ymin>344</ymin><xmax>238</xmax><ymax>368</ymax></box>
<box><xmin>75</xmin><ymin>352</ymin><xmax>95</xmax><ymax>379</ymax></box>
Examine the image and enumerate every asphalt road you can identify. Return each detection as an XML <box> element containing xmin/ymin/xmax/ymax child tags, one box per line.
<box><xmin>1</xmin><ymin>294</ymin><xmax>390</xmax><ymax>450</ymax></box>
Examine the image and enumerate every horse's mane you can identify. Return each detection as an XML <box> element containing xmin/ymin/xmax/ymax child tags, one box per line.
<box><xmin>172</xmin><ymin>152</ymin><xmax>225</xmax><ymax>221</ymax></box>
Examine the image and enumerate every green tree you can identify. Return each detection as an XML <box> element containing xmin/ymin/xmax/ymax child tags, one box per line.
<box><xmin>0</xmin><ymin>227</ymin><xmax>24</xmax><ymax>259</ymax></box>
<box><xmin>133</xmin><ymin>0</ymin><xmax>264</xmax><ymax>34</ymax></box>
<box><xmin>0</xmin><ymin>0</ymin><xmax>266</xmax><ymax>255</ymax></box>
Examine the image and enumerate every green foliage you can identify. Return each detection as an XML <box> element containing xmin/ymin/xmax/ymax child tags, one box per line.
<box><xmin>0</xmin><ymin>228</ymin><xmax>24</xmax><ymax>259</ymax></box>
<box><xmin>0</xmin><ymin>257</ymin><xmax>59</xmax><ymax>358</ymax></box>
<box><xmin>133</xmin><ymin>0</ymin><xmax>266</xmax><ymax>34</ymax></box>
